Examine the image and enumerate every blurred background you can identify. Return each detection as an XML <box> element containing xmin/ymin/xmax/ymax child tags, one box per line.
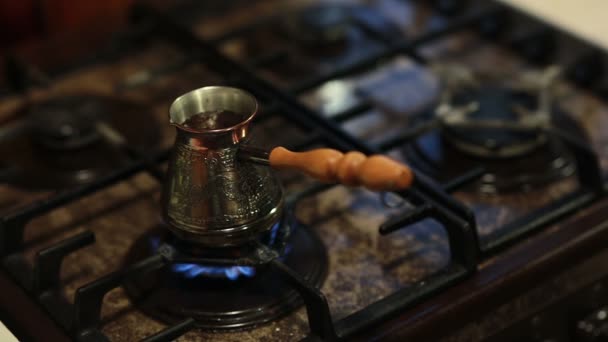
<box><xmin>0</xmin><ymin>1</ymin><xmax>132</xmax><ymax>47</ymax></box>
<box><xmin>0</xmin><ymin>0</ymin><xmax>137</xmax><ymax>85</ymax></box>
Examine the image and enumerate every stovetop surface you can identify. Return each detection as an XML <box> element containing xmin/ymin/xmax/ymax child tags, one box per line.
<box><xmin>1</xmin><ymin>0</ymin><xmax>608</xmax><ymax>341</ymax></box>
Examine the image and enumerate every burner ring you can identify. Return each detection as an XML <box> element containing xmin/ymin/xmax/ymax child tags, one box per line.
<box><xmin>403</xmin><ymin>120</ymin><xmax>579</xmax><ymax>193</ymax></box>
<box><xmin>123</xmin><ymin>219</ymin><xmax>327</xmax><ymax>330</ymax></box>
<box><xmin>29</xmin><ymin>97</ymin><xmax>105</xmax><ymax>150</ymax></box>
<box><xmin>0</xmin><ymin>94</ymin><xmax>161</xmax><ymax>190</ymax></box>
<box><xmin>435</xmin><ymin>85</ymin><xmax>551</xmax><ymax>159</ymax></box>
<box><xmin>440</xmin><ymin>122</ymin><xmax>548</xmax><ymax>158</ymax></box>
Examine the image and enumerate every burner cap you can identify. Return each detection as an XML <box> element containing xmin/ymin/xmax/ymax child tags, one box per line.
<box><xmin>403</xmin><ymin>103</ymin><xmax>583</xmax><ymax>193</ymax></box>
<box><xmin>405</xmin><ymin>128</ymin><xmax>576</xmax><ymax>193</ymax></box>
<box><xmin>30</xmin><ymin>96</ymin><xmax>105</xmax><ymax>150</ymax></box>
<box><xmin>404</xmin><ymin>66</ymin><xmax>583</xmax><ymax>193</ymax></box>
<box><xmin>0</xmin><ymin>94</ymin><xmax>161</xmax><ymax>190</ymax></box>
<box><xmin>441</xmin><ymin>86</ymin><xmax>546</xmax><ymax>158</ymax></box>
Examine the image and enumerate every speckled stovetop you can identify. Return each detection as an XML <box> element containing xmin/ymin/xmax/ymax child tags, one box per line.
<box><xmin>1</xmin><ymin>0</ymin><xmax>608</xmax><ymax>341</ymax></box>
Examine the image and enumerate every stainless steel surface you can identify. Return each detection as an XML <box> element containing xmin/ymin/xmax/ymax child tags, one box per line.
<box><xmin>161</xmin><ymin>86</ymin><xmax>284</xmax><ymax>247</ymax></box>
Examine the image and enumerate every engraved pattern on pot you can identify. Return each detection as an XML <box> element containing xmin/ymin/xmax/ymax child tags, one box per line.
<box><xmin>165</xmin><ymin>144</ymin><xmax>282</xmax><ymax>229</ymax></box>
<box><xmin>160</xmin><ymin>86</ymin><xmax>285</xmax><ymax>247</ymax></box>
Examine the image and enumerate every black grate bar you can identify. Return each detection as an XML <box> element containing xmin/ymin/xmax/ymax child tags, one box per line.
<box><xmin>379</xmin><ymin>204</ymin><xmax>433</xmax><ymax>235</ymax></box>
<box><xmin>248</xmin><ymin>49</ymin><xmax>289</xmax><ymax>69</ymax></box>
<box><xmin>115</xmin><ymin>56</ymin><xmax>194</xmax><ymax>91</ymax></box>
<box><xmin>122</xmin><ymin>146</ymin><xmax>166</xmax><ymax>182</ymax></box>
<box><xmin>481</xmin><ymin>189</ymin><xmax>597</xmax><ymax>255</ymax></box>
<box><xmin>0</xmin><ymin>148</ymin><xmax>169</xmax><ymax>257</ymax></box>
<box><xmin>301</xmin><ymin>337</ymin><xmax>323</xmax><ymax>342</ymax></box>
<box><xmin>4</xmin><ymin>148</ymin><xmax>169</xmax><ymax>222</ymax></box>
<box><xmin>550</xmin><ymin>128</ymin><xmax>604</xmax><ymax>192</ymax></box>
<box><xmin>379</xmin><ymin>187</ymin><xmax>478</xmax><ymax>269</ymax></box>
<box><xmin>0</xmin><ymin>219</ymin><xmax>26</xmax><ymax>258</ymax></box>
<box><xmin>271</xmin><ymin>259</ymin><xmax>337</xmax><ymax>341</ymax></box>
<box><xmin>341</xmin><ymin>138</ymin><xmax>484</xmax><ymax>334</ymax></box>
<box><xmin>441</xmin><ymin>166</ymin><xmax>486</xmax><ymax>193</ymax></box>
<box><xmin>428</xmin><ymin>201</ymin><xmax>479</xmax><ymax>270</ymax></box>
<box><xmin>351</xmin><ymin>15</ymin><xmax>400</xmax><ymax>46</ymax></box>
<box><xmin>376</xmin><ymin>118</ymin><xmax>440</xmax><ymax>151</ymax></box>
<box><xmin>72</xmin><ymin>254</ymin><xmax>166</xmax><ymax>332</ymax></box>
<box><xmin>287</xmin><ymin>7</ymin><xmax>502</xmax><ymax>94</ymax></box>
<box><xmin>332</xmin><ymin>101</ymin><xmax>374</xmax><ymax>123</ymax></box>
<box><xmin>334</xmin><ymin>264</ymin><xmax>467</xmax><ymax>338</ymax></box>
<box><xmin>279</xmin><ymin>234</ymin><xmax>470</xmax><ymax>341</ymax></box>
<box><xmin>379</xmin><ymin>198</ymin><xmax>478</xmax><ymax>269</ymax></box>
<box><xmin>407</xmin><ymin>174</ymin><xmax>475</xmax><ymax>223</ymax></box>
<box><xmin>96</xmin><ymin>121</ymin><xmax>166</xmax><ymax>181</ymax></box>
<box><xmin>140</xmin><ymin>318</ymin><xmax>196</xmax><ymax>342</ymax></box>
<box><xmin>479</xmin><ymin>128</ymin><xmax>604</xmax><ymax>255</ymax></box>
<box><xmin>209</xmin><ymin>15</ymin><xmax>278</xmax><ymax>44</ymax></box>
<box><xmin>254</xmin><ymin>102</ymin><xmax>281</xmax><ymax>123</ymax></box>
<box><xmin>33</xmin><ymin>231</ymin><xmax>96</xmax><ymax>294</ymax></box>
<box><xmin>508</xmin><ymin>28</ymin><xmax>556</xmax><ymax>65</ymax></box>
<box><xmin>288</xmin><ymin>133</ymin><xmax>324</xmax><ymax>151</ymax></box>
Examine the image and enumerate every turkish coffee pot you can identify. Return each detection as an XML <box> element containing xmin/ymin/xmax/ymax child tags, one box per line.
<box><xmin>161</xmin><ymin>86</ymin><xmax>414</xmax><ymax>247</ymax></box>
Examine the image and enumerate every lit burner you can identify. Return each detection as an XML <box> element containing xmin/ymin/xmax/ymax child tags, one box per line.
<box><xmin>123</xmin><ymin>222</ymin><xmax>328</xmax><ymax>330</ymax></box>
<box><xmin>154</xmin><ymin>223</ymin><xmax>283</xmax><ymax>281</ymax></box>
<box><xmin>433</xmin><ymin>65</ymin><xmax>560</xmax><ymax>158</ymax></box>
<box><xmin>172</xmin><ymin>263</ymin><xmax>255</xmax><ymax>280</ymax></box>
<box><xmin>267</xmin><ymin>222</ymin><xmax>280</xmax><ymax>246</ymax></box>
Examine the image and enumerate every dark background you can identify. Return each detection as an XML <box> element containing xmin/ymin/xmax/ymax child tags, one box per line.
<box><xmin>1</xmin><ymin>1</ymin><xmax>132</xmax><ymax>47</ymax></box>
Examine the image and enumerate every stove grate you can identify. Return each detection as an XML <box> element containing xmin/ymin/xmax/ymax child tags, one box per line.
<box><xmin>0</xmin><ymin>0</ymin><xmax>606</xmax><ymax>341</ymax></box>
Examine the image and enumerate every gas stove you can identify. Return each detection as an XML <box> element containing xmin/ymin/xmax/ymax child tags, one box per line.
<box><xmin>1</xmin><ymin>0</ymin><xmax>608</xmax><ymax>341</ymax></box>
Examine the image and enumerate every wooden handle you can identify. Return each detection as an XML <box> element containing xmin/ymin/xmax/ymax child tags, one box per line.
<box><xmin>268</xmin><ymin>147</ymin><xmax>414</xmax><ymax>191</ymax></box>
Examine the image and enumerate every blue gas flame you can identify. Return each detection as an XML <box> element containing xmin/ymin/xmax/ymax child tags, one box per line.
<box><xmin>268</xmin><ymin>222</ymin><xmax>280</xmax><ymax>246</ymax></box>
<box><xmin>151</xmin><ymin>222</ymin><xmax>286</xmax><ymax>281</ymax></box>
<box><xmin>171</xmin><ymin>263</ymin><xmax>255</xmax><ymax>280</ymax></box>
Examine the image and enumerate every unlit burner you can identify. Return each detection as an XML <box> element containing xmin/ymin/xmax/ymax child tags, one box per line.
<box><xmin>403</xmin><ymin>66</ymin><xmax>583</xmax><ymax>193</ymax></box>
<box><xmin>439</xmin><ymin>85</ymin><xmax>547</xmax><ymax>158</ymax></box>
<box><xmin>0</xmin><ymin>95</ymin><xmax>160</xmax><ymax>190</ymax></box>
